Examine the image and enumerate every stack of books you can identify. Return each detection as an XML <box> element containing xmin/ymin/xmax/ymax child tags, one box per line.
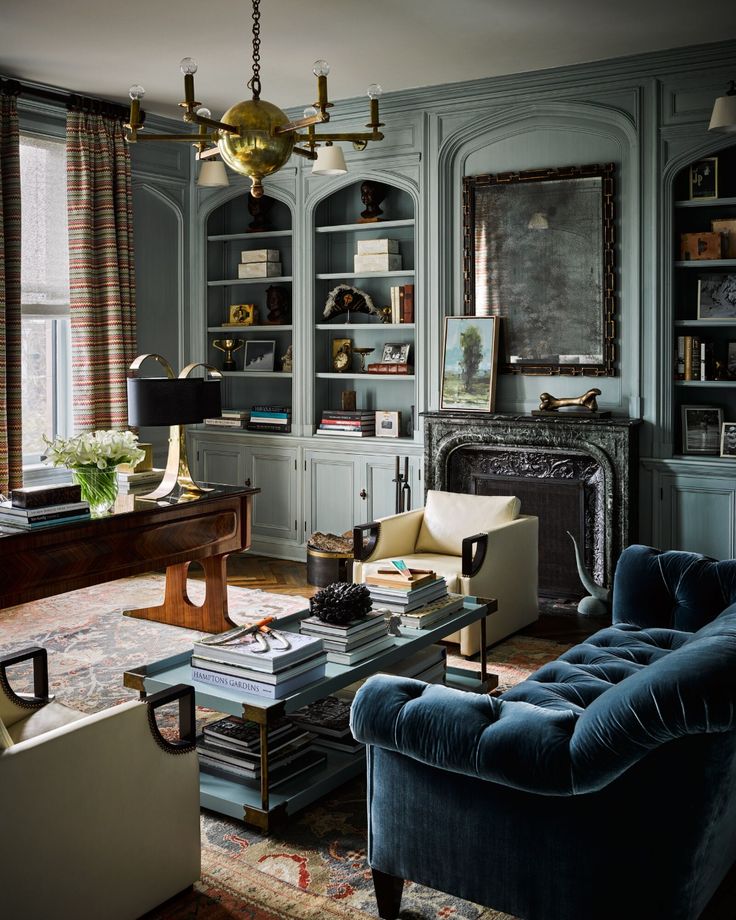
<box><xmin>0</xmin><ymin>484</ymin><xmax>90</xmax><ymax>530</ymax></box>
<box><xmin>204</xmin><ymin>408</ymin><xmax>248</xmax><ymax>429</ymax></box>
<box><xmin>117</xmin><ymin>468</ymin><xmax>165</xmax><ymax>494</ymax></box>
<box><xmin>364</xmin><ymin>568</ymin><xmax>464</xmax><ymax>628</ymax></box>
<box><xmin>335</xmin><ymin>644</ymin><xmax>448</xmax><ymax>702</ymax></box>
<box><xmin>388</xmin><ymin>283</ymin><xmax>414</xmax><ymax>324</ymax></box>
<box><xmin>196</xmin><ymin>714</ymin><xmax>326</xmax><ymax>786</ymax></box>
<box><xmin>316</xmin><ymin>411</ymin><xmax>376</xmax><ymax>437</ymax></box>
<box><xmin>246</xmin><ymin>405</ymin><xmax>291</xmax><ymax>433</ymax></box>
<box><xmin>299</xmin><ymin>610</ymin><xmax>393</xmax><ymax>664</ymax></box>
<box><xmin>190</xmin><ymin>626</ymin><xmax>326</xmax><ymax>699</ymax></box>
<box><xmin>288</xmin><ymin>696</ymin><xmax>363</xmax><ymax>754</ymax></box>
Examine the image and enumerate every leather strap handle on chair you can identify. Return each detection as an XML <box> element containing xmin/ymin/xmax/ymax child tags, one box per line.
<box><xmin>0</xmin><ymin>646</ymin><xmax>50</xmax><ymax>708</ymax></box>
<box><xmin>145</xmin><ymin>684</ymin><xmax>197</xmax><ymax>754</ymax></box>
<box><xmin>462</xmin><ymin>533</ymin><xmax>488</xmax><ymax>578</ymax></box>
<box><xmin>353</xmin><ymin>522</ymin><xmax>381</xmax><ymax>561</ymax></box>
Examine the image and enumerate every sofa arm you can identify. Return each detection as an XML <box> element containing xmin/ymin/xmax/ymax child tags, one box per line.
<box><xmin>353</xmin><ymin>508</ymin><xmax>425</xmax><ymax>564</ymax></box>
<box><xmin>462</xmin><ymin>533</ymin><xmax>488</xmax><ymax>577</ymax></box>
<box><xmin>351</xmin><ymin>674</ymin><xmax>578</xmax><ymax>795</ymax></box>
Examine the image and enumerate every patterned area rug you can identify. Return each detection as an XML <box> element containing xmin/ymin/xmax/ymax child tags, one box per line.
<box><xmin>1</xmin><ymin>575</ymin><xmax>567</xmax><ymax>920</ymax></box>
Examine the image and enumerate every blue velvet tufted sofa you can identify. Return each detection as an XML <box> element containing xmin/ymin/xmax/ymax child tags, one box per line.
<box><xmin>350</xmin><ymin>545</ymin><xmax>736</xmax><ymax>920</ymax></box>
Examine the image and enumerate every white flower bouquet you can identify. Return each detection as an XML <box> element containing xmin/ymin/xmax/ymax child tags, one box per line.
<box><xmin>43</xmin><ymin>429</ymin><xmax>145</xmax><ymax>471</ymax></box>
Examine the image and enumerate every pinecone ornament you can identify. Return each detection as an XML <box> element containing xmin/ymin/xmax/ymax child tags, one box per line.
<box><xmin>309</xmin><ymin>582</ymin><xmax>372</xmax><ymax>625</ymax></box>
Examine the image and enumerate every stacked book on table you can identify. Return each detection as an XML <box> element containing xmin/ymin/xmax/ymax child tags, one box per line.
<box><xmin>191</xmin><ymin>627</ymin><xmax>327</xmax><ymax>700</ymax></box>
<box><xmin>196</xmin><ymin>714</ymin><xmax>326</xmax><ymax>787</ymax></box>
<box><xmin>288</xmin><ymin>696</ymin><xmax>363</xmax><ymax>754</ymax></box>
<box><xmin>364</xmin><ymin>567</ymin><xmax>464</xmax><ymax>628</ymax></box>
<box><xmin>0</xmin><ymin>484</ymin><xmax>90</xmax><ymax>530</ymax></box>
<box><xmin>336</xmin><ymin>644</ymin><xmax>448</xmax><ymax>702</ymax></box>
<box><xmin>316</xmin><ymin>411</ymin><xmax>376</xmax><ymax>437</ymax></box>
<box><xmin>246</xmin><ymin>405</ymin><xmax>292</xmax><ymax>434</ymax></box>
<box><xmin>299</xmin><ymin>611</ymin><xmax>393</xmax><ymax>664</ymax></box>
<box><xmin>203</xmin><ymin>408</ymin><xmax>248</xmax><ymax>429</ymax></box>
<box><xmin>117</xmin><ymin>467</ymin><xmax>165</xmax><ymax>494</ymax></box>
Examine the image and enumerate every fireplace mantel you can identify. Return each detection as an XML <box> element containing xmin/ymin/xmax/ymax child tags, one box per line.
<box><xmin>422</xmin><ymin>412</ymin><xmax>641</xmax><ymax>591</ymax></box>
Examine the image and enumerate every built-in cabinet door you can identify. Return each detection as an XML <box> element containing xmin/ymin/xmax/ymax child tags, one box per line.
<box><xmin>304</xmin><ymin>451</ymin><xmax>358</xmax><ymax>539</ymax></box>
<box><xmin>194</xmin><ymin>438</ymin><xmax>247</xmax><ymax>487</ymax></box>
<box><xmin>245</xmin><ymin>445</ymin><xmax>299</xmax><ymax>543</ymax></box>
<box><xmin>658</xmin><ymin>472</ymin><xmax>736</xmax><ymax>559</ymax></box>
<box><xmin>359</xmin><ymin>454</ymin><xmax>422</xmax><ymax>524</ymax></box>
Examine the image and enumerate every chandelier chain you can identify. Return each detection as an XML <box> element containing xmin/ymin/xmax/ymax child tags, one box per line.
<box><xmin>248</xmin><ymin>0</ymin><xmax>262</xmax><ymax>100</ymax></box>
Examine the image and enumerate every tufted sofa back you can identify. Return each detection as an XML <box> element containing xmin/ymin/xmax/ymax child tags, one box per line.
<box><xmin>612</xmin><ymin>544</ymin><xmax>736</xmax><ymax>632</ymax></box>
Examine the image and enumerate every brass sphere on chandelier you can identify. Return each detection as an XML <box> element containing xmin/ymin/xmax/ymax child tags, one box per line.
<box><xmin>217</xmin><ymin>99</ymin><xmax>295</xmax><ymax>198</ymax></box>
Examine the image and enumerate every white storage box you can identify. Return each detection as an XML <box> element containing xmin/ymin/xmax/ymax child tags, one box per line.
<box><xmin>238</xmin><ymin>261</ymin><xmax>282</xmax><ymax>278</ymax></box>
<box><xmin>356</xmin><ymin>238</ymin><xmax>400</xmax><ymax>255</ymax></box>
<box><xmin>354</xmin><ymin>253</ymin><xmax>403</xmax><ymax>273</ymax></box>
<box><xmin>240</xmin><ymin>249</ymin><xmax>280</xmax><ymax>262</ymax></box>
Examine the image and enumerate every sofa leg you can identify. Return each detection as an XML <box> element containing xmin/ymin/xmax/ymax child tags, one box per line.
<box><xmin>372</xmin><ymin>868</ymin><xmax>404</xmax><ymax>919</ymax></box>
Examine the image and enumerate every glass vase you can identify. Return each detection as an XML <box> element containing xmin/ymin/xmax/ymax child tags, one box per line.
<box><xmin>71</xmin><ymin>467</ymin><xmax>119</xmax><ymax>516</ymax></box>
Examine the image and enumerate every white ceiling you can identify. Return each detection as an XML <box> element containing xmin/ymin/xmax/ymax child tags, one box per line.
<box><xmin>2</xmin><ymin>0</ymin><xmax>736</xmax><ymax>119</ymax></box>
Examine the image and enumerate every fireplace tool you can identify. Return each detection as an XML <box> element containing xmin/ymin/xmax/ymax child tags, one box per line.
<box><xmin>393</xmin><ymin>456</ymin><xmax>412</xmax><ymax>513</ymax></box>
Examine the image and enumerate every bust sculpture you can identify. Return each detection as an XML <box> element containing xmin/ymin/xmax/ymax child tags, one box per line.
<box><xmin>358</xmin><ymin>180</ymin><xmax>387</xmax><ymax>222</ymax></box>
<box><xmin>265</xmin><ymin>285</ymin><xmax>291</xmax><ymax>324</ymax></box>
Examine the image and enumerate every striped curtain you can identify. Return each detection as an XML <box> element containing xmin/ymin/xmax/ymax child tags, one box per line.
<box><xmin>66</xmin><ymin>109</ymin><xmax>136</xmax><ymax>430</ymax></box>
<box><xmin>0</xmin><ymin>90</ymin><xmax>22</xmax><ymax>494</ymax></box>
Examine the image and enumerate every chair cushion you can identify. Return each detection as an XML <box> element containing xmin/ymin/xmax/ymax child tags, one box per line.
<box><xmin>415</xmin><ymin>491</ymin><xmax>521</xmax><ymax>556</ymax></box>
<box><xmin>8</xmin><ymin>701</ymin><xmax>86</xmax><ymax>745</ymax></box>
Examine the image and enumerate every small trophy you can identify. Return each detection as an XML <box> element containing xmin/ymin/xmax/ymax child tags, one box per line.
<box><xmin>212</xmin><ymin>338</ymin><xmax>244</xmax><ymax>371</ymax></box>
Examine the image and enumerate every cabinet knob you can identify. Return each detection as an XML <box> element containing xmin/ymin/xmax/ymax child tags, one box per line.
<box><xmin>245</xmin><ymin>478</ymin><xmax>252</xmax><ymax>487</ymax></box>
<box><xmin>359</xmin><ymin>488</ymin><xmax>367</xmax><ymax>500</ymax></box>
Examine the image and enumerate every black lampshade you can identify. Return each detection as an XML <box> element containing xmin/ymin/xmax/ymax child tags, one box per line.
<box><xmin>127</xmin><ymin>377</ymin><xmax>208</xmax><ymax>427</ymax></box>
<box><xmin>202</xmin><ymin>379</ymin><xmax>222</xmax><ymax>419</ymax></box>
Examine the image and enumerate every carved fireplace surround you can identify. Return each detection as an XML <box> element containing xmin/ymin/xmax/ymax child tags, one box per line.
<box><xmin>422</xmin><ymin>412</ymin><xmax>640</xmax><ymax>595</ymax></box>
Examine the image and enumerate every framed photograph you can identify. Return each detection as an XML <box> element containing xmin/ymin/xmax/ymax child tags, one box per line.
<box><xmin>440</xmin><ymin>315</ymin><xmax>499</xmax><ymax>412</ymax></box>
<box><xmin>689</xmin><ymin>157</ymin><xmax>718</xmax><ymax>201</ymax></box>
<box><xmin>243</xmin><ymin>339</ymin><xmax>275</xmax><ymax>372</ymax></box>
<box><xmin>463</xmin><ymin>162</ymin><xmax>615</xmax><ymax>376</ymax></box>
<box><xmin>375</xmin><ymin>410</ymin><xmax>401</xmax><ymax>438</ymax></box>
<box><xmin>697</xmin><ymin>274</ymin><xmax>736</xmax><ymax>320</ymax></box>
<box><xmin>381</xmin><ymin>343</ymin><xmax>411</xmax><ymax>365</ymax></box>
<box><xmin>681</xmin><ymin>405</ymin><xmax>724</xmax><ymax>455</ymax></box>
<box><xmin>721</xmin><ymin>422</ymin><xmax>736</xmax><ymax>458</ymax></box>
<box><xmin>225</xmin><ymin>303</ymin><xmax>258</xmax><ymax>326</ymax></box>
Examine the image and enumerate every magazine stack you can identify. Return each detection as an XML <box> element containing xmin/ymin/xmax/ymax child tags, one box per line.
<box><xmin>190</xmin><ymin>626</ymin><xmax>326</xmax><ymax>700</ymax></box>
<box><xmin>288</xmin><ymin>696</ymin><xmax>363</xmax><ymax>754</ymax></box>
<box><xmin>196</xmin><ymin>714</ymin><xmax>326</xmax><ymax>787</ymax></box>
<box><xmin>299</xmin><ymin>611</ymin><xmax>393</xmax><ymax>665</ymax></box>
<box><xmin>364</xmin><ymin>567</ymin><xmax>464</xmax><ymax>628</ymax></box>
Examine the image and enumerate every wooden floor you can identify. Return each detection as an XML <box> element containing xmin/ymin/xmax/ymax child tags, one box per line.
<box><xmin>224</xmin><ymin>554</ymin><xmax>606</xmax><ymax>645</ymax></box>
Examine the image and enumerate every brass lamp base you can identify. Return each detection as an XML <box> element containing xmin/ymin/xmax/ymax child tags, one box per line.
<box><xmin>139</xmin><ymin>425</ymin><xmax>213</xmax><ymax>501</ymax></box>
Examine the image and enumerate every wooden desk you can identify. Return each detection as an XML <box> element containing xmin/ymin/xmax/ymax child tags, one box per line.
<box><xmin>0</xmin><ymin>485</ymin><xmax>258</xmax><ymax>633</ymax></box>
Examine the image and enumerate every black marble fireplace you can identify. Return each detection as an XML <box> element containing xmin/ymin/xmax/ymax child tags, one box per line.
<box><xmin>423</xmin><ymin>413</ymin><xmax>640</xmax><ymax>597</ymax></box>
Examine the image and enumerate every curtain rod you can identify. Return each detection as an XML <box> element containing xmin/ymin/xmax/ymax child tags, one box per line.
<box><xmin>0</xmin><ymin>76</ymin><xmax>136</xmax><ymax>122</ymax></box>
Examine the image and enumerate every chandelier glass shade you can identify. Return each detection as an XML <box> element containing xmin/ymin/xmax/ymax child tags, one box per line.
<box><xmin>124</xmin><ymin>0</ymin><xmax>384</xmax><ymax>196</ymax></box>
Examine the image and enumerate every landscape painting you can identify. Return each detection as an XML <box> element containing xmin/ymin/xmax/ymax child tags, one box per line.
<box><xmin>440</xmin><ymin>316</ymin><xmax>499</xmax><ymax>412</ymax></box>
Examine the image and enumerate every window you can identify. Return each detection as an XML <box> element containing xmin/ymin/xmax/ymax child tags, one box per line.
<box><xmin>20</xmin><ymin>134</ymin><xmax>72</xmax><ymax>466</ymax></box>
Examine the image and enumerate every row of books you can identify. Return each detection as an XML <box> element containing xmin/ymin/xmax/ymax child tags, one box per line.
<box><xmin>246</xmin><ymin>405</ymin><xmax>291</xmax><ymax>434</ymax></box>
<box><xmin>117</xmin><ymin>467</ymin><xmax>165</xmax><ymax>494</ymax></box>
<box><xmin>388</xmin><ymin>284</ymin><xmax>414</xmax><ymax>324</ymax></box>
<box><xmin>366</xmin><ymin>362</ymin><xmax>412</xmax><ymax>375</ymax></box>
<box><xmin>203</xmin><ymin>408</ymin><xmax>249</xmax><ymax>429</ymax></box>
<box><xmin>675</xmin><ymin>335</ymin><xmax>716</xmax><ymax>381</ymax></box>
<box><xmin>300</xmin><ymin>610</ymin><xmax>393</xmax><ymax>665</ymax></box>
<box><xmin>316</xmin><ymin>410</ymin><xmax>375</xmax><ymax>437</ymax></box>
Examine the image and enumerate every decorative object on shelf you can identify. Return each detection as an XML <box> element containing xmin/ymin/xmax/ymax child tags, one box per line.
<box><xmin>381</xmin><ymin>342</ymin><xmax>411</xmax><ymax>364</ymax></box>
<box><xmin>376</xmin><ymin>410</ymin><xmax>401</xmax><ymax>439</ymax></box>
<box><xmin>353</xmin><ymin>347</ymin><xmax>375</xmax><ymax>372</ymax></box>
<box><xmin>323</xmin><ymin>283</ymin><xmax>378</xmax><ymax>320</ymax></box>
<box><xmin>679</xmin><ymin>232</ymin><xmax>724</xmax><ymax>261</ymax></box>
<box><xmin>354</xmin><ymin>239</ymin><xmax>402</xmax><ymax>273</ymax></box>
<box><xmin>463</xmin><ymin>163</ymin><xmax>616</xmax><ymax>376</ymax></box>
<box><xmin>238</xmin><ymin>249</ymin><xmax>281</xmax><ymax>278</ymax></box>
<box><xmin>213</xmin><ymin>337</ymin><xmax>245</xmax><ymax>370</ymax></box>
<box><xmin>331</xmin><ymin>338</ymin><xmax>352</xmax><ymax>372</ymax></box>
<box><xmin>127</xmin><ymin>354</ymin><xmax>222</xmax><ymax>499</ymax></box>
<box><xmin>225</xmin><ymin>303</ymin><xmax>258</xmax><ymax>326</ymax></box>
<box><xmin>42</xmin><ymin>429</ymin><xmax>145</xmax><ymax>517</ymax></box>
<box><xmin>689</xmin><ymin>158</ymin><xmax>718</xmax><ymax>200</ymax></box>
<box><xmin>247</xmin><ymin>194</ymin><xmax>273</xmax><ymax>231</ymax></box>
<box><xmin>264</xmin><ymin>284</ymin><xmax>291</xmax><ymax>324</ymax></box>
<box><xmin>280</xmin><ymin>344</ymin><xmax>293</xmax><ymax>373</ymax></box>
<box><xmin>124</xmin><ymin>0</ymin><xmax>384</xmax><ymax>198</ymax></box>
<box><xmin>309</xmin><ymin>582</ymin><xmax>372</xmax><ymax>625</ymax></box>
<box><xmin>358</xmin><ymin>180</ymin><xmax>387</xmax><ymax>222</ymax></box>
<box><xmin>681</xmin><ymin>405</ymin><xmax>724</xmax><ymax>455</ymax></box>
<box><xmin>366</xmin><ymin>362</ymin><xmax>412</xmax><ymax>374</ymax></box>
<box><xmin>567</xmin><ymin>531</ymin><xmax>611</xmax><ymax>617</ymax></box>
<box><xmin>713</xmin><ymin>219</ymin><xmax>736</xmax><ymax>259</ymax></box>
<box><xmin>709</xmin><ymin>80</ymin><xmax>736</xmax><ymax>132</ymax></box>
<box><xmin>721</xmin><ymin>422</ymin><xmax>736</xmax><ymax>457</ymax></box>
<box><xmin>341</xmin><ymin>390</ymin><xmax>357</xmax><ymax>411</ymax></box>
<box><xmin>244</xmin><ymin>339</ymin><xmax>276</xmax><ymax>371</ymax></box>
<box><xmin>440</xmin><ymin>316</ymin><xmax>499</xmax><ymax>413</ymax></box>
<box><xmin>729</xmin><ymin>342</ymin><xmax>736</xmax><ymax>378</ymax></box>
<box><xmin>533</xmin><ymin>387</ymin><xmax>609</xmax><ymax>416</ymax></box>
<box><xmin>698</xmin><ymin>274</ymin><xmax>736</xmax><ymax>320</ymax></box>
<box><xmin>378</xmin><ymin>306</ymin><xmax>393</xmax><ymax>324</ymax></box>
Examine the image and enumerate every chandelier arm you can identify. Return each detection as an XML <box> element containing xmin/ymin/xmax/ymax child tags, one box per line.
<box><xmin>129</xmin><ymin>132</ymin><xmax>221</xmax><ymax>144</ymax></box>
<box><xmin>295</xmin><ymin>130</ymin><xmax>384</xmax><ymax>144</ymax></box>
<box><xmin>275</xmin><ymin>111</ymin><xmax>330</xmax><ymax>134</ymax></box>
<box><xmin>184</xmin><ymin>111</ymin><xmax>239</xmax><ymax>133</ymax></box>
<box><xmin>292</xmin><ymin>146</ymin><xmax>318</xmax><ymax>160</ymax></box>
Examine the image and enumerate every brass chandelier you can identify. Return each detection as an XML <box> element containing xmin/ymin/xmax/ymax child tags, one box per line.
<box><xmin>124</xmin><ymin>0</ymin><xmax>384</xmax><ymax>197</ymax></box>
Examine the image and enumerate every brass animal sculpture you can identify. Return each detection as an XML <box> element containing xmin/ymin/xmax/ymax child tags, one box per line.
<box><xmin>538</xmin><ymin>388</ymin><xmax>601</xmax><ymax>413</ymax></box>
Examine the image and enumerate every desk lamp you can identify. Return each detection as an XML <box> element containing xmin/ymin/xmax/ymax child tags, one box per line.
<box><xmin>127</xmin><ymin>354</ymin><xmax>222</xmax><ymax>500</ymax></box>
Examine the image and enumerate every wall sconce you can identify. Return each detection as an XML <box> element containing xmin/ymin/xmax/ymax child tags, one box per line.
<box><xmin>709</xmin><ymin>80</ymin><xmax>736</xmax><ymax>133</ymax></box>
<box><xmin>127</xmin><ymin>354</ymin><xmax>222</xmax><ymax>500</ymax></box>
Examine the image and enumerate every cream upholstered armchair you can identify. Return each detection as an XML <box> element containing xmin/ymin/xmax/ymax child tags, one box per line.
<box><xmin>353</xmin><ymin>490</ymin><xmax>539</xmax><ymax>655</ymax></box>
<box><xmin>0</xmin><ymin>646</ymin><xmax>201</xmax><ymax>920</ymax></box>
